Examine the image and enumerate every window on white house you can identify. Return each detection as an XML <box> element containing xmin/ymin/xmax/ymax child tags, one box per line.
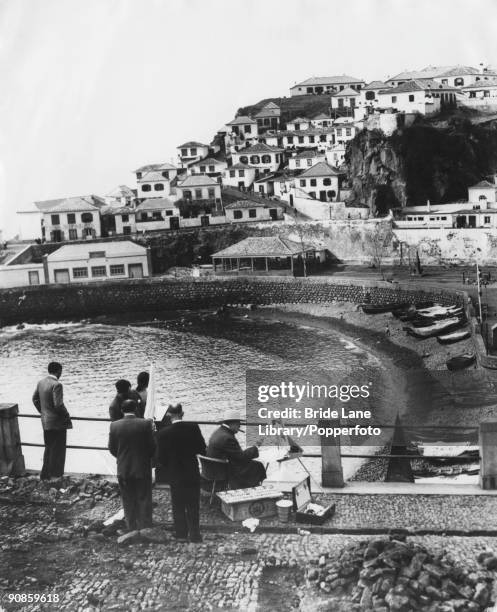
<box><xmin>408</xmin><ymin>95</ymin><xmax>415</xmax><ymax>102</ymax></box>
<box><xmin>191</xmin><ymin>148</ymin><xmax>197</xmax><ymax>156</ymax></box>
<box><xmin>110</xmin><ymin>264</ymin><xmax>125</xmax><ymax>276</ymax></box>
<box><xmin>230</xmin><ymin>170</ymin><xmax>236</xmax><ymax>177</ymax></box>
<box><xmin>250</xmin><ymin>155</ymin><xmax>260</xmax><ymax>164</ymax></box>
<box><xmin>309</xmin><ymin>136</ymin><xmax>315</xmax><ymax>143</ymax></box>
<box><xmin>239</xmin><ymin>156</ymin><xmax>248</xmax><ymax>164</ymax></box>
<box><xmin>239</xmin><ymin>169</ymin><xmax>245</xmax><ymax>177</ymax></box>
<box><xmin>162</xmin><ymin>171</ymin><xmax>169</xmax><ymax>179</ymax></box>
<box><xmin>142</xmin><ymin>184</ymin><xmax>151</xmax><ymax>192</ymax></box>
<box><xmin>73</xmin><ymin>267</ymin><xmax>88</xmax><ymax>278</ymax></box>
<box><xmin>69</xmin><ymin>229</ymin><xmax>78</xmax><ymax>240</ymax></box>
<box><xmin>485</xmin><ymin>216</ymin><xmax>491</xmax><ymax>224</ymax></box>
<box><xmin>195</xmin><ymin>189</ymin><xmax>202</xmax><ymax>199</ymax></box>
<box><xmin>121</xmin><ymin>214</ymin><xmax>129</xmax><ymax>222</ymax></box>
<box><xmin>152</xmin><ymin>212</ymin><xmax>162</xmax><ymax>220</ymax></box>
<box><xmin>82</xmin><ymin>213</ymin><xmax>93</xmax><ymax>223</ymax></box>
<box><xmin>323</xmin><ymin>178</ymin><xmax>332</xmax><ymax>186</ymax></box>
<box><xmin>51</xmin><ymin>214</ymin><xmax>60</xmax><ymax>225</ymax></box>
<box><xmin>296</xmin><ymin>159</ymin><xmax>301</xmax><ymax>167</ymax></box>
<box><xmin>336</xmin><ymin>129</ymin><xmax>342</xmax><ymax>136</ymax></box>
<box><xmin>208</xmin><ymin>188</ymin><xmax>215</xmax><ymax>199</ymax></box>
<box><xmin>248</xmin><ymin>209</ymin><xmax>257</xmax><ymax>218</ymax></box>
<box><xmin>307</xmin><ymin>159</ymin><xmax>312</xmax><ymax>167</ymax></box>
<box><xmin>310</xmin><ymin>179</ymin><xmax>317</xmax><ymax>187</ymax></box>
<box><xmin>392</xmin><ymin>96</ymin><xmax>397</xmax><ymax>103</ymax></box>
<box><xmin>244</xmin><ymin>125</ymin><xmax>251</xmax><ymax>133</ymax></box>
<box><xmin>91</xmin><ymin>266</ymin><xmax>106</xmax><ymax>277</ymax></box>
<box><xmin>200</xmin><ymin>166</ymin><xmax>206</xmax><ymax>172</ymax></box>
<box><xmin>67</xmin><ymin>213</ymin><xmax>76</xmax><ymax>224</ymax></box>
<box><xmin>346</xmin><ymin>128</ymin><xmax>351</xmax><ymax>136</ymax></box>
<box><xmin>233</xmin><ymin>210</ymin><xmax>243</xmax><ymax>219</ymax></box>
<box><xmin>29</xmin><ymin>271</ymin><xmax>40</xmax><ymax>285</ymax></box>
<box><xmin>123</xmin><ymin>226</ymin><xmax>131</xmax><ymax>234</ymax></box>
<box><xmin>287</xmin><ymin>136</ymin><xmax>294</xmax><ymax>144</ymax></box>
<box><xmin>209</xmin><ymin>165</ymin><xmax>215</xmax><ymax>172</ymax></box>
<box><xmin>261</xmin><ymin>155</ymin><xmax>271</xmax><ymax>163</ymax></box>
<box><xmin>181</xmin><ymin>149</ymin><xmax>188</xmax><ymax>156</ymax></box>
<box><xmin>154</xmin><ymin>184</ymin><xmax>164</xmax><ymax>191</ymax></box>
<box><xmin>300</xmin><ymin>179</ymin><xmax>306</xmax><ymax>187</ymax></box>
<box><xmin>165</xmin><ymin>210</ymin><xmax>173</xmax><ymax>216</ymax></box>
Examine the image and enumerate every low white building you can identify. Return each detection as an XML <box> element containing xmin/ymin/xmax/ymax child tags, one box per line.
<box><xmin>223</xmin><ymin>163</ymin><xmax>257</xmax><ymax>189</ymax></box>
<box><xmin>331</xmin><ymin>87</ymin><xmax>360</xmax><ymax>110</ymax></box>
<box><xmin>288</xmin><ymin>149</ymin><xmax>326</xmax><ymax>170</ymax></box>
<box><xmin>224</xmin><ymin>200</ymin><xmax>283</xmax><ymax>223</ymax></box>
<box><xmin>101</xmin><ymin>206</ymin><xmax>137</xmax><ymax>237</ymax></box>
<box><xmin>310</xmin><ymin>113</ymin><xmax>332</xmax><ymax>129</ymax></box>
<box><xmin>286</xmin><ymin>117</ymin><xmax>311</xmax><ymax>131</ymax></box>
<box><xmin>232</xmin><ymin>143</ymin><xmax>283</xmax><ymax>176</ymax></box>
<box><xmin>135</xmin><ymin>163</ymin><xmax>178</xmax><ymax>182</ymax></box>
<box><xmin>387</xmin><ymin>65</ymin><xmax>497</xmax><ymax>89</ymax></box>
<box><xmin>46</xmin><ymin>241</ymin><xmax>150</xmax><ymax>283</ymax></box>
<box><xmin>136</xmin><ymin>167</ymin><xmax>178</xmax><ymax>199</ymax></box>
<box><xmin>278</xmin><ymin>128</ymin><xmax>335</xmax><ymax>151</ymax></box>
<box><xmin>105</xmin><ymin>185</ymin><xmax>136</xmax><ymax>208</ymax></box>
<box><xmin>377</xmin><ymin>79</ymin><xmax>458</xmax><ymax>115</ymax></box>
<box><xmin>355</xmin><ymin>81</ymin><xmax>392</xmax><ymax>118</ymax></box>
<box><xmin>290</xmin><ymin>75</ymin><xmax>365</xmax><ymax>97</ymax></box>
<box><xmin>325</xmin><ymin>143</ymin><xmax>347</xmax><ymax>168</ymax></box>
<box><xmin>334</xmin><ymin>124</ymin><xmax>357</xmax><ymax>145</ymax></box>
<box><xmin>177</xmin><ymin>141</ymin><xmax>210</xmax><ymax>166</ymax></box>
<box><xmin>461</xmin><ymin>78</ymin><xmax>497</xmax><ymax>109</ymax></box>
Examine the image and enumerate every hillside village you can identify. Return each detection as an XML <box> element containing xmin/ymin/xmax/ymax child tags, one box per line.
<box><xmin>5</xmin><ymin>62</ymin><xmax>497</xmax><ymax>286</ymax></box>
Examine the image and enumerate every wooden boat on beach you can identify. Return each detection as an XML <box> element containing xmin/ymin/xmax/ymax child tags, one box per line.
<box><xmin>446</xmin><ymin>352</ymin><xmax>476</xmax><ymax>371</ymax></box>
<box><xmin>406</xmin><ymin>317</ymin><xmax>464</xmax><ymax>339</ymax></box>
<box><xmin>437</xmin><ymin>329</ymin><xmax>471</xmax><ymax>345</ymax></box>
<box><xmin>361</xmin><ymin>302</ymin><xmax>409</xmax><ymax>314</ymax></box>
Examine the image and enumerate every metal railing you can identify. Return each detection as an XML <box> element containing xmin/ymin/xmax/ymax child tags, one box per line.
<box><xmin>18</xmin><ymin>413</ymin><xmax>479</xmax><ymax>460</ymax></box>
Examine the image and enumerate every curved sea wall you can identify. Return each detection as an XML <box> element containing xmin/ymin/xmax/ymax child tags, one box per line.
<box><xmin>0</xmin><ymin>276</ymin><xmax>464</xmax><ymax>326</ymax></box>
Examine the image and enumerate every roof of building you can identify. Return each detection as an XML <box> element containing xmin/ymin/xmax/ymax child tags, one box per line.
<box><xmin>134</xmin><ymin>162</ymin><xmax>176</xmax><ymax>173</ymax></box>
<box><xmin>295</xmin><ymin>149</ymin><xmax>323</xmax><ymax>159</ymax></box>
<box><xmin>255</xmin><ymin>169</ymin><xmax>303</xmax><ymax>184</ymax></box>
<box><xmin>34</xmin><ymin>195</ymin><xmax>106</xmax><ymax>213</ymax></box>
<box><xmin>312</xmin><ymin>113</ymin><xmax>331</xmax><ymax>120</ymax></box>
<box><xmin>288</xmin><ymin>117</ymin><xmax>310</xmax><ymax>123</ymax></box>
<box><xmin>212</xmin><ymin>236</ymin><xmax>314</xmax><ymax>258</ymax></box>
<box><xmin>135</xmin><ymin>198</ymin><xmax>178</xmax><ymax>211</ymax></box>
<box><xmin>462</xmin><ymin>78</ymin><xmax>497</xmax><ymax>90</ymax></box>
<box><xmin>229</xmin><ymin>162</ymin><xmax>257</xmax><ymax>170</ymax></box>
<box><xmin>388</xmin><ymin>65</ymin><xmax>491</xmax><ymax>82</ymax></box>
<box><xmin>469</xmin><ymin>180</ymin><xmax>496</xmax><ymax>189</ymax></box>
<box><xmin>299</xmin><ymin>161</ymin><xmax>340</xmax><ymax>178</ymax></box>
<box><xmin>189</xmin><ymin>157</ymin><xmax>226</xmax><ymax>167</ymax></box>
<box><xmin>276</xmin><ymin>127</ymin><xmax>335</xmax><ymax>138</ymax></box>
<box><xmin>292</xmin><ymin>75</ymin><xmax>364</xmax><ymax>88</ymax></box>
<box><xmin>332</xmin><ymin>87</ymin><xmax>360</xmax><ymax>97</ymax></box>
<box><xmin>137</xmin><ymin>170</ymin><xmax>175</xmax><ymax>182</ymax></box>
<box><xmin>226</xmin><ymin>116</ymin><xmax>257</xmax><ymax>126</ymax></box>
<box><xmin>235</xmin><ymin>143</ymin><xmax>283</xmax><ymax>154</ymax></box>
<box><xmin>254</xmin><ymin>102</ymin><xmax>281</xmax><ymax>118</ymax></box>
<box><xmin>380</xmin><ymin>79</ymin><xmax>458</xmax><ymax>95</ymax></box>
<box><xmin>224</xmin><ymin>200</ymin><xmax>281</xmax><ymax>210</ymax></box>
<box><xmin>364</xmin><ymin>80</ymin><xmax>391</xmax><ymax>90</ymax></box>
<box><xmin>177</xmin><ymin>174</ymin><xmax>219</xmax><ymax>187</ymax></box>
<box><xmin>100</xmin><ymin>205</ymin><xmax>136</xmax><ymax>215</ymax></box>
<box><xmin>177</xmin><ymin>141</ymin><xmax>209</xmax><ymax>149</ymax></box>
<box><xmin>48</xmin><ymin>240</ymin><xmax>146</xmax><ymax>262</ymax></box>
<box><xmin>106</xmin><ymin>185</ymin><xmax>135</xmax><ymax>198</ymax></box>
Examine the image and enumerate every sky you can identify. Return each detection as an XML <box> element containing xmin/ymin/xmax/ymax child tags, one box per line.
<box><xmin>1</xmin><ymin>0</ymin><xmax>497</xmax><ymax>237</ymax></box>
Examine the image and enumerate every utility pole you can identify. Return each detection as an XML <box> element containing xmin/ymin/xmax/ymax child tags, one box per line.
<box><xmin>477</xmin><ymin>261</ymin><xmax>483</xmax><ymax>324</ymax></box>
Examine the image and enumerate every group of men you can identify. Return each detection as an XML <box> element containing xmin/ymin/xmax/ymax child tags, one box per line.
<box><xmin>33</xmin><ymin>362</ymin><xmax>267</xmax><ymax>543</ymax></box>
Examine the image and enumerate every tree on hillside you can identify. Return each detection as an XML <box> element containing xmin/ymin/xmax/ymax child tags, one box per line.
<box><xmin>367</xmin><ymin>221</ymin><xmax>394</xmax><ymax>280</ymax></box>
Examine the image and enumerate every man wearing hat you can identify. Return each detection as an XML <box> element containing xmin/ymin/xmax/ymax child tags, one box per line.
<box><xmin>207</xmin><ymin>411</ymin><xmax>266</xmax><ymax>489</ymax></box>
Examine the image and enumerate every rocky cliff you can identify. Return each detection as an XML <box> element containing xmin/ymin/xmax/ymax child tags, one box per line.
<box><xmin>346</xmin><ymin>113</ymin><xmax>497</xmax><ymax>215</ymax></box>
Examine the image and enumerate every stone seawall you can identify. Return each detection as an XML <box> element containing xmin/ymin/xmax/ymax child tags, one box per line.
<box><xmin>0</xmin><ymin>277</ymin><xmax>464</xmax><ymax>326</ymax></box>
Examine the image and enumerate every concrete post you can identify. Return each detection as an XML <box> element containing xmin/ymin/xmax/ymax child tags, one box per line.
<box><xmin>146</xmin><ymin>247</ymin><xmax>152</xmax><ymax>277</ymax></box>
<box><xmin>42</xmin><ymin>254</ymin><xmax>49</xmax><ymax>284</ymax></box>
<box><xmin>479</xmin><ymin>418</ymin><xmax>497</xmax><ymax>489</ymax></box>
<box><xmin>319</xmin><ymin>419</ymin><xmax>344</xmax><ymax>487</ymax></box>
<box><xmin>0</xmin><ymin>404</ymin><xmax>25</xmax><ymax>476</ymax></box>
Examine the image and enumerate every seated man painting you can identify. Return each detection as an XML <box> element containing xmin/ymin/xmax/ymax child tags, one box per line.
<box><xmin>207</xmin><ymin>412</ymin><xmax>266</xmax><ymax>489</ymax></box>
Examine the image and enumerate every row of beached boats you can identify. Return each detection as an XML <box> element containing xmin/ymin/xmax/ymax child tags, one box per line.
<box><xmin>360</xmin><ymin>300</ymin><xmax>476</xmax><ymax>370</ymax></box>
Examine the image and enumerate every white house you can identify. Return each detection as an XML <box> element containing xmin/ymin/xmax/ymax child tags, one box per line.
<box><xmin>286</xmin><ymin>117</ymin><xmax>311</xmax><ymax>131</ymax></box>
<box><xmin>290</xmin><ymin>75</ymin><xmax>365</xmax><ymax>96</ymax></box>
<box><xmin>188</xmin><ymin>157</ymin><xmax>227</xmax><ymax>180</ymax></box>
<box><xmin>461</xmin><ymin>78</ymin><xmax>497</xmax><ymax>109</ymax></box>
<box><xmin>467</xmin><ymin>180</ymin><xmax>497</xmax><ymax>206</ymax></box>
<box><xmin>232</xmin><ymin>143</ymin><xmax>283</xmax><ymax>176</ymax></box>
<box><xmin>22</xmin><ymin>195</ymin><xmax>106</xmax><ymax>242</ymax></box>
<box><xmin>288</xmin><ymin>149</ymin><xmax>326</xmax><ymax>170</ymax></box>
<box><xmin>331</xmin><ymin>87</ymin><xmax>360</xmax><ymax>110</ymax></box>
<box><xmin>137</xmin><ymin>168</ymin><xmax>178</xmax><ymax>199</ymax></box>
<box><xmin>177</xmin><ymin>141</ymin><xmax>210</xmax><ymax>166</ymax></box>
<box><xmin>224</xmin><ymin>200</ymin><xmax>283</xmax><ymax>223</ymax></box>
<box><xmin>387</xmin><ymin>65</ymin><xmax>497</xmax><ymax>89</ymax></box>
<box><xmin>101</xmin><ymin>206</ymin><xmax>137</xmax><ymax>237</ymax></box>
<box><xmin>225</xmin><ymin>116</ymin><xmax>258</xmax><ymax>139</ymax></box>
<box><xmin>310</xmin><ymin>113</ymin><xmax>332</xmax><ymax>128</ymax></box>
<box><xmin>176</xmin><ymin>174</ymin><xmax>222</xmax><ymax>204</ymax></box>
<box><xmin>295</xmin><ymin>162</ymin><xmax>341</xmax><ymax>201</ymax></box>
<box><xmin>325</xmin><ymin>143</ymin><xmax>346</xmax><ymax>168</ymax></box>
<box><xmin>223</xmin><ymin>163</ymin><xmax>257</xmax><ymax>190</ymax></box>
<box><xmin>333</xmin><ymin>123</ymin><xmax>357</xmax><ymax>144</ymax></box>
<box><xmin>135</xmin><ymin>198</ymin><xmax>180</xmax><ymax>231</ymax></box>
<box><xmin>376</xmin><ymin>79</ymin><xmax>458</xmax><ymax>115</ymax></box>
<box><xmin>135</xmin><ymin>163</ymin><xmax>178</xmax><ymax>182</ymax></box>
<box><xmin>356</xmin><ymin>81</ymin><xmax>392</xmax><ymax>117</ymax></box>
<box><xmin>278</xmin><ymin>128</ymin><xmax>335</xmax><ymax>151</ymax></box>
<box><xmin>105</xmin><ymin>185</ymin><xmax>136</xmax><ymax>208</ymax></box>
<box><xmin>46</xmin><ymin>241</ymin><xmax>150</xmax><ymax>283</ymax></box>
<box><xmin>254</xmin><ymin>102</ymin><xmax>280</xmax><ymax>132</ymax></box>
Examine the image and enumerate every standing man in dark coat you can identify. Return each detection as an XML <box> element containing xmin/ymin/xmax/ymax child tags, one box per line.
<box><xmin>207</xmin><ymin>412</ymin><xmax>266</xmax><ymax>489</ymax></box>
<box><xmin>156</xmin><ymin>404</ymin><xmax>206</xmax><ymax>543</ymax></box>
<box><xmin>109</xmin><ymin>379</ymin><xmax>144</xmax><ymax>421</ymax></box>
<box><xmin>108</xmin><ymin>399</ymin><xmax>156</xmax><ymax>531</ymax></box>
<box><xmin>32</xmin><ymin>361</ymin><xmax>72</xmax><ymax>480</ymax></box>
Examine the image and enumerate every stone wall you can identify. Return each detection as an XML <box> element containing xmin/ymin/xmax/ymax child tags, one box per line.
<box><xmin>0</xmin><ymin>276</ymin><xmax>463</xmax><ymax>326</ymax></box>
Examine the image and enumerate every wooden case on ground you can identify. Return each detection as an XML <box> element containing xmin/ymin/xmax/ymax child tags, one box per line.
<box><xmin>292</xmin><ymin>476</ymin><xmax>335</xmax><ymax>525</ymax></box>
<box><xmin>217</xmin><ymin>485</ymin><xmax>283</xmax><ymax>521</ymax></box>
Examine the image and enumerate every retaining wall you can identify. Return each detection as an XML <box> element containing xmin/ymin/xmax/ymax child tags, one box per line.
<box><xmin>0</xmin><ymin>276</ymin><xmax>464</xmax><ymax>326</ymax></box>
